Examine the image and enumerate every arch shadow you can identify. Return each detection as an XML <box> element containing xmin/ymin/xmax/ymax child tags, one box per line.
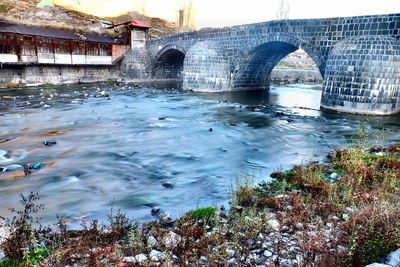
<box><xmin>153</xmin><ymin>44</ymin><xmax>186</xmax><ymax>79</ymax></box>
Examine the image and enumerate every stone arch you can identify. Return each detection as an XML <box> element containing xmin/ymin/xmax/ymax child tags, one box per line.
<box><xmin>321</xmin><ymin>35</ymin><xmax>400</xmax><ymax>115</ymax></box>
<box><xmin>153</xmin><ymin>44</ymin><xmax>186</xmax><ymax>79</ymax></box>
<box><xmin>232</xmin><ymin>33</ymin><xmax>324</xmax><ymax>90</ymax></box>
<box><xmin>182</xmin><ymin>41</ymin><xmax>231</xmax><ymax>92</ymax></box>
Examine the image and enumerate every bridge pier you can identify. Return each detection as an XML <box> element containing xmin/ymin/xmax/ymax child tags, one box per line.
<box><xmin>182</xmin><ymin>41</ymin><xmax>231</xmax><ymax>92</ymax></box>
<box><xmin>321</xmin><ymin>36</ymin><xmax>400</xmax><ymax>115</ymax></box>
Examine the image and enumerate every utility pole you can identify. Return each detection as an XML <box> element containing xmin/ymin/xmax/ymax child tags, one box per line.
<box><xmin>276</xmin><ymin>0</ymin><xmax>290</xmax><ymax>20</ymax></box>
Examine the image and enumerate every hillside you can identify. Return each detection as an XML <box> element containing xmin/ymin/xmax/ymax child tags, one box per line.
<box><xmin>0</xmin><ymin>0</ymin><xmax>177</xmax><ymax>38</ymax></box>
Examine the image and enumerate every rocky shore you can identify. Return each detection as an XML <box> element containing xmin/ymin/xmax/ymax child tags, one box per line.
<box><xmin>271</xmin><ymin>68</ymin><xmax>323</xmax><ymax>84</ymax></box>
<box><xmin>1</xmin><ymin>140</ymin><xmax>400</xmax><ymax>266</ymax></box>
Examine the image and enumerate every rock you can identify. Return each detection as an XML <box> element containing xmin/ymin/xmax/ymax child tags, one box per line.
<box><xmin>151</xmin><ymin>207</ymin><xmax>160</xmax><ymax>215</ymax></box>
<box><xmin>268</xmin><ymin>219</ymin><xmax>281</xmax><ymax>231</ymax></box>
<box><xmin>0</xmin><ymin>164</ymin><xmax>23</xmax><ymax>172</ymax></box>
<box><xmin>264</xmin><ymin>250</ymin><xmax>273</xmax><ymax>257</ymax></box>
<box><xmin>365</xmin><ymin>264</ymin><xmax>391</xmax><ymax>267</ymax></box>
<box><xmin>158</xmin><ymin>213</ymin><xmax>172</xmax><ymax>225</ymax></box>
<box><xmin>43</xmin><ymin>104</ymin><xmax>52</xmax><ymax>110</ymax></box>
<box><xmin>147</xmin><ymin>236</ymin><xmax>158</xmax><ymax>248</ymax></box>
<box><xmin>134</xmin><ymin>254</ymin><xmax>148</xmax><ymax>263</ymax></box>
<box><xmin>100</xmin><ymin>91</ymin><xmax>110</xmax><ymax>97</ymax></box>
<box><xmin>123</xmin><ymin>254</ymin><xmax>148</xmax><ymax>263</ymax></box>
<box><xmin>158</xmin><ymin>117</ymin><xmax>166</xmax><ymax>120</ymax></box>
<box><xmin>163</xmin><ymin>232</ymin><xmax>182</xmax><ymax>249</ymax></box>
<box><xmin>258</xmin><ymin>180</ymin><xmax>267</xmax><ymax>187</ymax></box>
<box><xmin>208</xmin><ymin>128</ymin><xmax>213</xmax><ymax>132</ymax></box>
<box><xmin>381</xmin><ymin>248</ymin><xmax>400</xmax><ymax>267</ymax></box>
<box><xmin>326</xmin><ymin>222</ymin><xmax>333</xmax><ymax>229</ymax></box>
<box><xmin>295</xmin><ymin>223</ymin><xmax>304</xmax><ymax>229</ymax></box>
<box><xmin>150</xmin><ymin>250</ymin><xmax>165</xmax><ymax>261</ymax></box>
<box><xmin>226</xmin><ymin>248</ymin><xmax>235</xmax><ymax>257</ymax></box>
<box><xmin>43</xmin><ymin>141</ymin><xmax>57</xmax><ymax>147</ymax></box>
<box><xmin>330</xmin><ymin>173</ymin><xmax>338</xmax><ymax>179</ymax></box>
<box><xmin>235</xmin><ymin>206</ymin><xmax>243</xmax><ymax>212</ymax></box>
<box><xmin>161</xmin><ymin>181</ymin><xmax>174</xmax><ymax>189</ymax></box>
<box><xmin>273</xmin><ymin>112</ymin><xmax>285</xmax><ymax>117</ymax></box>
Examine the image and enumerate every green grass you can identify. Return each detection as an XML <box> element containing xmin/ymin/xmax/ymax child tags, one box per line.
<box><xmin>0</xmin><ymin>247</ymin><xmax>52</xmax><ymax>267</ymax></box>
<box><xmin>186</xmin><ymin>207</ymin><xmax>216</xmax><ymax>222</ymax></box>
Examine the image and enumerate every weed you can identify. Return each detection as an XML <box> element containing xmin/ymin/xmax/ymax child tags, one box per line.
<box><xmin>186</xmin><ymin>207</ymin><xmax>217</xmax><ymax>223</ymax></box>
<box><xmin>0</xmin><ymin>192</ymin><xmax>44</xmax><ymax>259</ymax></box>
<box><xmin>22</xmin><ymin>246</ymin><xmax>52</xmax><ymax>265</ymax></box>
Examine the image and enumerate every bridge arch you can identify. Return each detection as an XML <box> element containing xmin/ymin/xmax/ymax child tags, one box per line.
<box><xmin>232</xmin><ymin>34</ymin><xmax>324</xmax><ymax>90</ymax></box>
<box><xmin>153</xmin><ymin>44</ymin><xmax>186</xmax><ymax>79</ymax></box>
<box><xmin>182</xmin><ymin>41</ymin><xmax>231</xmax><ymax>92</ymax></box>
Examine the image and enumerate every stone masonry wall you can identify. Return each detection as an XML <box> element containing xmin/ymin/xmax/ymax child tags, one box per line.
<box><xmin>321</xmin><ymin>36</ymin><xmax>400</xmax><ymax>115</ymax></box>
<box><xmin>0</xmin><ymin>65</ymin><xmax>120</xmax><ymax>87</ymax></box>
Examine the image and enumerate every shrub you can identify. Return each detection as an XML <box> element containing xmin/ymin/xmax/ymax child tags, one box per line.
<box><xmin>0</xmin><ymin>192</ymin><xmax>44</xmax><ymax>259</ymax></box>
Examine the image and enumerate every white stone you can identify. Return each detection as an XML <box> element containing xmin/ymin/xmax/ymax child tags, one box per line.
<box><xmin>134</xmin><ymin>254</ymin><xmax>148</xmax><ymax>263</ymax></box>
<box><xmin>150</xmin><ymin>250</ymin><xmax>165</xmax><ymax>261</ymax></box>
<box><xmin>330</xmin><ymin>173</ymin><xmax>338</xmax><ymax>179</ymax></box>
<box><xmin>163</xmin><ymin>232</ymin><xmax>182</xmax><ymax>249</ymax></box>
<box><xmin>147</xmin><ymin>236</ymin><xmax>158</xmax><ymax>248</ymax></box>
<box><xmin>226</xmin><ymin>248</ymin><xmax>235</xmax><ymax>257</ymax></box>
<box><xmin>264</xmin><ymin>250</ymin><xmax>273</xmax><ymax>257</ymax></box>
<box><xmin>383</xmin><ymin>248</ymin><xmax>400</xmax><ymax>267</ymax></box>
<box><xmin>267</xmin><ymin>219</ymin><xmax>280</xmax><ymax>231</ymax></box>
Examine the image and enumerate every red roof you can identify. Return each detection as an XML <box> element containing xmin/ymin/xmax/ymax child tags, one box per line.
<box><xmin>126</xmin><ymin>20</ymin><xmax>150</xmax><ymax>28</ymax></box>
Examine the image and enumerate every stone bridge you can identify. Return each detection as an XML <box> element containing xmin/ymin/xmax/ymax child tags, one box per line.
<box><xmin>135</xmin><ymin>14</ymin><xmax>400</xmax><ymax>115</ymax></box>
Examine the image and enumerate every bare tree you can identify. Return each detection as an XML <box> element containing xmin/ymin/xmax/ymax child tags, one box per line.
<box><xmin>276</xmin><ymin>0</ymin><xmax>290</xmax><ymax>20</ymax></box>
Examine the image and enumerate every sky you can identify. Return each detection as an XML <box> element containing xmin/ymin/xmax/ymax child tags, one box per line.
<box><xmin>51</xmin><ymin>0</ymin><xmax>400</xmax><ymax>28</ymax></box>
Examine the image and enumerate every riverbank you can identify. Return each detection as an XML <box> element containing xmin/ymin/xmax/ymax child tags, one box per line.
<box><xmin>1</xmin><ymin>139</ymin><xmax>399</xmax><ymax>266</ymax></box>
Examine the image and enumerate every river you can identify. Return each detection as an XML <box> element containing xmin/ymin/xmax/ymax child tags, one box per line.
<box><xmin>0</xmin><ymin>82</ymin><xmax>399</xmax><ymax>227</ymax></box>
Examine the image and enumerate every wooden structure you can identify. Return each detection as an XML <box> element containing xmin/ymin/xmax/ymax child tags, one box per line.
<box><xmin>109</xmin><ymin>20</ymin><xmax>150</xmax><ymax>50</ymax></box>
<box><xmin>0</xmin><ymin>22</ymin><xmax>116</xmax><ymax>65</ymax></box>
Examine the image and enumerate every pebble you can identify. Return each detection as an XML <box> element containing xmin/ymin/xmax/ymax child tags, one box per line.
<box><xmin>330</xmin><ymin>173</ymin><xmax>339</xmax><ymax>179</ymax></box>
<box><xmin>235</xmin><ymin>206</ymin><xmax>243</xmax><ymax>212</ymax></box>
<box><xmin>147</xmin><ymin>236</ymin><xmax>158</xmax><ymax>248</ymax></box>
<box><xmin>264</xmin><ymin>250</ymin><xmax>273</xmax><ymax>257</ymax></box>
<box><xmin>159</xmin><ymin>213</ymin><xmax>172</xmax><ymax>225</ymax></box>
<box><xmin>149</xmin><ymin>250</ymin><xmax>165</xmax><ymax>261</ymax></box>
<box><xmin>267</xmin><ymin>219</ymin><xmax>280</xmax><ymax>231</ymax></box>
<box><xmin>163</xmin><ymin>232</ymin><xmax>182</xmax><ymax>249</ymax></box>
<box><xmin>226</xmin><ymin>248</ymin><xmax>235</xmax><ymax>257</ymax></box>
<box><xmin>258</xmin><ymin>180</ymin><xmax>267</xmax><ymax>187</ymax></box>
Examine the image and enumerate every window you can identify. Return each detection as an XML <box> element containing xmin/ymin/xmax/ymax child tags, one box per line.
<box><xmin>0</xmin><ymin>34</ymin><xmax>16</xmax><ymax>54</ymax></box>
<box><xmin>99</xmin><ymin>44</ymin><xmax>112</xmax><ymax>56</ymax></box>
<box><xmin>86</xmin><ymin>43</ymin><xmax>99</xmax><ymax>56</ymax></box>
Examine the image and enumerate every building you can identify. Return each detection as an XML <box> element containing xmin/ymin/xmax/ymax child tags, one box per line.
<box><xmin>0</xmin><ymin>21</ymin><xmax>117</xmax><ymax>65</ymax></box>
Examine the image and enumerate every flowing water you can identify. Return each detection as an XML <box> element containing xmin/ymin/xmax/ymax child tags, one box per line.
<box><xmin>0</xmin><ymin>82</ymin><xmax>399</xmax><ymax>226</ymax></box>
